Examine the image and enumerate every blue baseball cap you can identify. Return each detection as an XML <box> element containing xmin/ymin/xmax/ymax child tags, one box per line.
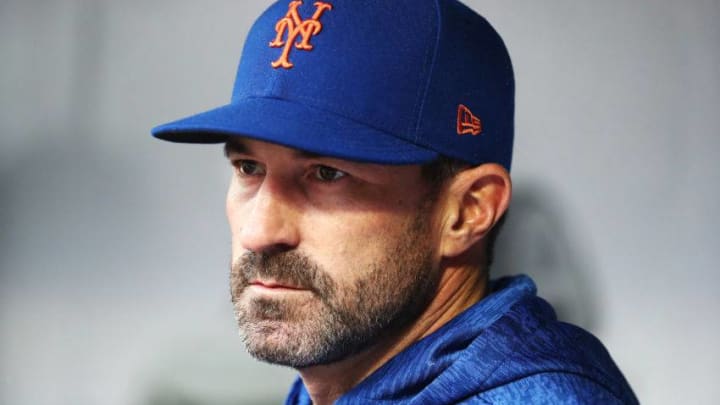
<box><xmin>152</xmin><ymin>0</ymin><xmax>514</xmax><ymax>169</ymax></box>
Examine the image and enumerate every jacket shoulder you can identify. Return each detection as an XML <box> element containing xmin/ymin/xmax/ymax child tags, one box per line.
<box><xmin>463</xmin><ymin>372</ymin><xmax>637</xmax><ymax>405</ymax></box>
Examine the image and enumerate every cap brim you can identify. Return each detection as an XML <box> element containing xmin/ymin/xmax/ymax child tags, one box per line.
<box><xmin>152</xmin><ymin>97</ymin><xmax>438</xmax><ymax>165</ymax></box>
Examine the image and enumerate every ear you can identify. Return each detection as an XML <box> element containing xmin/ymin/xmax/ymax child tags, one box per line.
<box><xmin>438</xmin><ymin>163</ymin><xmax>511</xmax><ymax>259</ymax></box>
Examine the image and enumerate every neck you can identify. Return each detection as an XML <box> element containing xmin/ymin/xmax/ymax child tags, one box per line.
<box><xmin>298</xmin><ymin>264</ymin><xmax>487</xmax><ymax>405</ymax></box>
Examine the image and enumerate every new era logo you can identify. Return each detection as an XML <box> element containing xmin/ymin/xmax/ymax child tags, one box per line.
<box><xmin>457</xmin><ymin>104</ymin><xmax>482</xmax><ymax>136</ymax></box>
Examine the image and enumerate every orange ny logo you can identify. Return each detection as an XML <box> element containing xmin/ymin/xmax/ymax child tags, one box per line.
<box><xmin>269</xmin><ymin>1</ymin><xmax>333</xmax><ymax>69</ymax></box>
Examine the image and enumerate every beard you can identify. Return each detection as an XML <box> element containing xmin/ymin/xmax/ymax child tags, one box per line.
<box><xmin>229</xmin><ymin>212</ymin><xmax>439</xmax><ymax>369</ymax></box>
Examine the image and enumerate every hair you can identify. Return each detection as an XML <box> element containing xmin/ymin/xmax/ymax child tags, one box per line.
<box><xmin>420</xmin><ymin>156</ymin><xmax>507</xmax><ymax>271</ymax></box>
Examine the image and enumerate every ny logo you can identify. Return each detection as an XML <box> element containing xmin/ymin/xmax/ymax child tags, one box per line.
<box><xmin>269</xmin><ymin>1</ymin><xmax>333</xmax><ymax>69</ymax></box>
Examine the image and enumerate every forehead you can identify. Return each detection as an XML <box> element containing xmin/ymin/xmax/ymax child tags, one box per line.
<box><xmin>224</xmin><ymin>138</ymin><xmax>323</xmax><ymax>160</ymax></box>
<box><xmin>224</xmin><ymin>137</ymin><xmax>416</xmax><ymax>168</ymax></box>
<box><xmin>224</xmin><ymin>137</ymin><xmax>432</xmax><ymax>188</ymax></box>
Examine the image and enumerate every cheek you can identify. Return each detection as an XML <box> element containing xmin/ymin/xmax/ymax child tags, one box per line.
<box><xmin>303</xmin><ymin>212</ymin><xmax>415</xmax><ymax>279</ymax></box>
<box><xmin>226</xmin><ymin>186</ymin><xmax>249</xmax><ymax>255</ymax></box>
<box><xmin>226</xmin><ymin>189</ymin><xmax>238</xmax><ymax>231</ymax></box>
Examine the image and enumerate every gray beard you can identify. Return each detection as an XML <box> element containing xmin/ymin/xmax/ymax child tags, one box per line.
<box><xmin>229</xmin><ymin>217</ymin><xmax>438</xmax><ymax>368</ymax></box>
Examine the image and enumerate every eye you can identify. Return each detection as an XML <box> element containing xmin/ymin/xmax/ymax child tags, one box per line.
<box><xmin>314</xmin><ymin>165</ymin><xmax>347</xmax><ymax>182</ymax></box>
<box><xmin>235</xmin><ymin>160</ymin><xmax>265</xmax><ymax>176</ymax></box>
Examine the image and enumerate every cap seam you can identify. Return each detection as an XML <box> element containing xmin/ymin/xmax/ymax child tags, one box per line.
<box><xmin>238</xmin><ymin>94</ymin><xmax>437</xmax><ymax>153</ymax></box>
<box><xmin>410</xmin><ymin>0</ymin><xmax>443</xmax><ymax>145</ymax></box>
<box><xmin>236</xmin><ymin>90</ymin><xmax>419</xmax><ymax>141</ymax></box>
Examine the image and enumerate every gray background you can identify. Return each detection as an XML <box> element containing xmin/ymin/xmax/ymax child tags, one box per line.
<box><xmin>1</xmin><ymin>0</ymin><xmax>718</xmax><ymax>404</ymax></box>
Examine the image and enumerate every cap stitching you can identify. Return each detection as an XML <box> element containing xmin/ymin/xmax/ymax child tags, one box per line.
<box><xmin>242</xmin><ymin>95</ymin><xmax>435</xmax><ymax>150</ymax></box>
<box><xmin>410</xmin><ymin>0</ymin><xmax>443</xmax><ymax>144</ymax></box>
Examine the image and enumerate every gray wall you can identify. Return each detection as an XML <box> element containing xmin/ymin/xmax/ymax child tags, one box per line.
<box><xmin>1</xmin><ymin>1</ymin><xmax>718</xmax><ymax>404</ymax></box>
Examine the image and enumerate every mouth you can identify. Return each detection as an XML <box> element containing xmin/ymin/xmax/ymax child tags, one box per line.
<box><xmin>249</xmin><ymin>279</ymin><xmax>309</xmax><ymax>292</ymax></box>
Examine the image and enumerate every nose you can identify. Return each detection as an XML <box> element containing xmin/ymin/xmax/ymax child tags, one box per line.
<box><xmin>233</xmin><ymin>180</ymin><xmax>301</xmax><ymax>255</ymax></box>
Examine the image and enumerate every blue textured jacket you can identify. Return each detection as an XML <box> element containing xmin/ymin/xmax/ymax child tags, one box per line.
<box><xmin>284</xmin><ymin>275</ymin><xmax>639</xmax><ymax>404</ymax></box>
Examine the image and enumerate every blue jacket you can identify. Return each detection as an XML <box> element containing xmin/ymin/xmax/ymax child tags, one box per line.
<box><xmin>284</xmin><ymin>275</ymin><xmax>639</xmax><ymax>404</ymax></box>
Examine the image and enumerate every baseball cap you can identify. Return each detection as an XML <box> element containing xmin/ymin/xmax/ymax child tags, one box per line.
<box><xmin>152</xmin><ymin>0</ymin><xmax>514</xmax><ymax>169</ymax></box>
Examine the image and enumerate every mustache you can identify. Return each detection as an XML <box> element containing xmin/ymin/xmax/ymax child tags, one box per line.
<box><xmin>230</xmin><ymin>251</ymin><xmax>335</xmax><ymax>298</ymax></box>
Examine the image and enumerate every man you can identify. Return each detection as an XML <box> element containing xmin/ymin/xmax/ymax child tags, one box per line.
<box><xmin>153</xmin><ymin>0</ymin><xmax>638</xmax><ymax>404</ymax></box>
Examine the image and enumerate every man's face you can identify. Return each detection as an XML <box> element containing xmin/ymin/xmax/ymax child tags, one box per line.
<box><xmin>226</xmin><ymin>139</ymin><xmax>442</xmax><ymax>368</ymax></box>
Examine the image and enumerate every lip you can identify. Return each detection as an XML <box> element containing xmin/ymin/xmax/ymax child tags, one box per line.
<box><xmin>249</xmin><ymin>280</ymin><xmax>307</xmax><ymax>291</ymax></box>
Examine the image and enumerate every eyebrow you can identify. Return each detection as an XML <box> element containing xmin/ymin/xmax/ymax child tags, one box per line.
<box><xmin>224</xmin><ymin>139</ymin><xmax>324</xmax><ymax>160</ymax></box>
<box><xmin>223</xmin><ymin>141</ymin><xmax>248</xmax><ymax>157</ymax></box>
